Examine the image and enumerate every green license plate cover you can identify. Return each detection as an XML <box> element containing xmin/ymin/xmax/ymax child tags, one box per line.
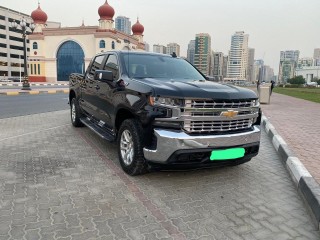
<box><xmin>210</xmin><ymin>148</ymin><xmax>245</xmax><ymax>161</ymax></box>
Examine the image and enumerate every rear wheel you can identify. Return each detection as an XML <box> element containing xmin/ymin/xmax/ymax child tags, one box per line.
<box><xmin>70</xmin><ymin>98</ymin><xmax>84</xmax><ymax>127</ymax></box>
<box><xmin>117</xmin><ymin>119</ymin><xmax>148</xmax><ymax>175</ymax></box>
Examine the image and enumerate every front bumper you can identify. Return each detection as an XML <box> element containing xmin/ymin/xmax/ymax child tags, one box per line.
<box><xmin>143</xmin><ymin>126</ymin><xmax>261</xmax><ymax>163</ymax></box>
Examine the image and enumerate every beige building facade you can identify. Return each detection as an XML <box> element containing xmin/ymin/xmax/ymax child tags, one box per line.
<box><xmin>27</xmin><ymin>1</ymin><xmax>145</xmax><ymax>82</ymax></box>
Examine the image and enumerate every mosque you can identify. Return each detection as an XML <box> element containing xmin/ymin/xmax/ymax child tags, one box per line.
<box><xmin>28</xmin><ymin>0</ymin><xmax>145</xmax><ymax>82</ymax></box>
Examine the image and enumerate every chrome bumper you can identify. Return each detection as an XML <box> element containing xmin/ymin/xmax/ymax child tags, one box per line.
<box><xmin>143</xmin><ymin>126</ymin><xmax>261</xmax><ymax>163</ymax></box>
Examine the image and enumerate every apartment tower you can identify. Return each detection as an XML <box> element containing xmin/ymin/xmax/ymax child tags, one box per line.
<box><xmin>166</xmin><ymin>43</ymin><xmax>180</xmax><ymax>56</ymax></box>
<box><xmin>115</xmin><ymin>16</ymin><xmax>131</xmax><ymax>35</ymax></box>
<box><xmin>187</xmin><ymin>40</ymin><xmax>195</xmax><ymax>64</ymax></box>
<box><xmin>227</xmin><ymin>31</ymin><xmax>249</xmax><ymax>79</ymax></box>
<box><xmin>194</xmin><ymin>33</ymin><xmax>211</xmax><ymax>76</ymax></box>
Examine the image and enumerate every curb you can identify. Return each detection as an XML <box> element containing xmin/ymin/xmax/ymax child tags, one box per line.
<box><xmin>262</xmin><ymin>115</ymin><xmax>320</xmax><ymax>229</ymax></box>
<box><xmin>0</xmin><ymin>83</ymin><xmax>69</xmax><ymax>87</ymax></box>
<box><xmin>0</xmin><ymin>89</ymin><xmax>69</xmax><ymax>96</ymax></box>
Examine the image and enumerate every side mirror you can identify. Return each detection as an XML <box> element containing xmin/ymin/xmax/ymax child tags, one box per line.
<box><xmin>94</xmin><ymin>70</ymin><xmax>113</xmax><ymax>82</ymax></box>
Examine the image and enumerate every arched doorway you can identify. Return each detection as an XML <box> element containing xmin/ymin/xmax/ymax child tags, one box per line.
<box><xmin>56</xmin><ymin>41</ymin><xmax>85</xmax><ymax>81</ymax></box>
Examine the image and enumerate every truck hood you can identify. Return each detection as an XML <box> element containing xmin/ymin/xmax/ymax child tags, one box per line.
<box><xmin>134</xmin><ymin>78</ymin><xmax>258</xmax><ymax>99</ymax></box>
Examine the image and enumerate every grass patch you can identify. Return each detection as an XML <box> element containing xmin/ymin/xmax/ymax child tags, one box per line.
<box><xmin>273</xmin><ymin>87</ymin><xmax>320</xmax><ymax>103</ymax></box>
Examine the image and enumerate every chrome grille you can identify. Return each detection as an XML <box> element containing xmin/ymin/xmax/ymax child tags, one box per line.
<box><xmin>182</xmin><ymin>99</ymin><xmax>258</xmax><ymax>134</ymax></box>
<box><xmin>184</xmin><ymin>119</ymin><xmax>253</xmax><ymax>133</ymax></box>
<box><xmin>190</xmin><ymin>99</ymin><xmax>254</xmax><ymax>109</ymax></box>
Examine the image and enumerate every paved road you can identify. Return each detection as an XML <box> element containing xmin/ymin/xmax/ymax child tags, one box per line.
<box><xmin>0</xmin><ymin>94</ymin><xmax>69</xmax><ymax>119</ymax></box>
<box><xmin>0</xmin><ymin>110</ymin><xmax>319</xmax><ymax>240</ymax></box>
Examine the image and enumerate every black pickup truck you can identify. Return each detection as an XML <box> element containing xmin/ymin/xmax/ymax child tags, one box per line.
<box><xmin>69</xmin><ymin>51</ymin><xmax>261</xmax><ymax>175</ymax></box>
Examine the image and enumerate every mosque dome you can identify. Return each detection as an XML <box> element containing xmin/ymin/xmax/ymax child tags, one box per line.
<box><xmin>98</xmin><ymin>0</ymin><xmax>115</xmax><ymax>20</ymax></box>
<box><xmin>31</xmin><ymin>3</ymin><xmax>48</xmax><ymax>24</ymax></box>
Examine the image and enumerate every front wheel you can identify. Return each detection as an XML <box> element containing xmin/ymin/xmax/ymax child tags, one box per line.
<box><xmin>117</xmin><ymin>119</ymin><xmax>148</xmax><ymax>176</ymax></box>
<box><xmin>70</xmin><ymin>98</ymin><xmax>84</xmax><ymax>127</ymax></box>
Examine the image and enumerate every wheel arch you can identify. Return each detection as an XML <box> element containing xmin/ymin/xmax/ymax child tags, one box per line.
<box><xmin>115</xmin><ymin>108</ymin><xmax>136</xmax><ymax>131</ymax></box>
<box><xmin>69</xmin><ymin>89</ymin><xmax>76</xmax><ymax>103</ymax></box>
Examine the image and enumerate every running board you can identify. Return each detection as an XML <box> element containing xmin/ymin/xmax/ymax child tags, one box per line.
<box><xmin>80</xmin><ymin>117</ymin><xmax>116</xmax><ymax>142</ymax></box>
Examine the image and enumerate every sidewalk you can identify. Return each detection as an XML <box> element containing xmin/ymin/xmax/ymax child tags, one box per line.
<box><xmin>0</xmin><ymin>81</ymin><xmax>68</xmax><ymax>86</ymax></box>
<box><xmin>261</xmin><ymin>93</ymin><xmax>320</xmax><ymax>184</ymax></box>
<box><xmin>0</xmin><ymin>82</ymin><xmax>68</xmax><ymax>95</ymax></box>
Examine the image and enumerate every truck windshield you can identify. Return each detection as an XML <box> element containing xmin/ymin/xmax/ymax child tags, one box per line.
<box><xmin>122</xmin><ymin>53</ymin><xmax>206</xmax><ymax>81</ymax></box>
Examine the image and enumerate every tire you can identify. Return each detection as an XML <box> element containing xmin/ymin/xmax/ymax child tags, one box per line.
<box><xmin>70</xmin><ymin>98</ymin><xmax>84</xmax><ymax>127</ymax></box>
<box><xmin>117</xmin><ymin>119</ymin><xmax>148</xmax><ymax>176</ymax></box>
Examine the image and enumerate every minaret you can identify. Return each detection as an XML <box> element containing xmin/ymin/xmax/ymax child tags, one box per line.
<box><xmin>132</xmin><ymin>18</ymin><xmax>144</xmax><ymax>43</ymax></box>
<box><xmin>98</xmin><ymin>0</ymin><xmax>115</xmax><ymax>30</ymax></box>
<box><xmin>31</xmin><ymin>2</ymin><xmax>48</xmax><ymax>33</ymax></box>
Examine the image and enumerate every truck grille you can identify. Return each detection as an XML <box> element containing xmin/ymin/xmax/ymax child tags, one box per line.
<box><xmin>184</xmin><ymin>119</ymin><xmax>253</xmax><ymax>133</ymax></box>
<box><xmin>183</xmin><ymin>99</ymin><xmax>258</xmax><ymax>134</ymax></box>
<box><xmin>190</xmin><ymin>99</ymin><xmax>254</xmax><ymax>109</ymax></box>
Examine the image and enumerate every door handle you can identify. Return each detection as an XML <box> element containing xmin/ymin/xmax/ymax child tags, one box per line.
<box><xmin>95</xmin><ymin>85</ymin><xmax>100</xmax><ymax>90</ymax></box>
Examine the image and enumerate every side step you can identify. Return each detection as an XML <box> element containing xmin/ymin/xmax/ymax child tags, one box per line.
<box><xmin>80</xmin><ymin>117</ymin><xmax>116</xmax><ymax>142</ymax></box>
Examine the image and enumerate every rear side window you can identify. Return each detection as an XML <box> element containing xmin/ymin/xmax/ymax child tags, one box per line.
<box><xmin>87</xmin><ymin>55</ymin><xmax>105</xmax><ymax>78</ymax></box>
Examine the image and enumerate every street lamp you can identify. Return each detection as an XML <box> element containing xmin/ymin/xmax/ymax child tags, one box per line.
<box><xmin>11</xmin><ymin>17</ymin><xmax>35</xmax><ymax>90</ymax></box>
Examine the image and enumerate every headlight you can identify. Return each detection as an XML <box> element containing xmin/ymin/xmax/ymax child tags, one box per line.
<box><xmin>149</xmin><ymin>96</ymin><xmax>183</xmax><ymax>107</ymax></box>
<box><xmin>252</xmin><ymin>99</ymin><xmax>260</xmax><ymax>107</ymax></box>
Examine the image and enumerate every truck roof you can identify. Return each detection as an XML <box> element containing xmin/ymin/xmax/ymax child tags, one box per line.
<box><xmin>97</xmin><ymin>50</ymin><xmax>181</xmax><ymax>59</ymax></box>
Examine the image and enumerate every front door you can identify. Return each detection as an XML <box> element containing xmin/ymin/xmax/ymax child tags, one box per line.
<box><xmin>80</xmin><ymin>54</ymin><xmax>106</xmax><ymax>118</ymax></box>
<box><xmin>96</xmin><ymin>54</ymin><xmax>120</xmax><ymax>128</ymax></box>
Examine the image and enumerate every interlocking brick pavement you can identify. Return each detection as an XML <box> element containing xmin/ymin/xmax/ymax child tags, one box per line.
<box><xmin>261</xmin><ymin>93</ymin><xmax>320</xmax><ymax>184</ymax></box>
<box><xmin>0</xmin><ymin>110</ymin><xmax>319</xmax><ymax>239</ymax></box>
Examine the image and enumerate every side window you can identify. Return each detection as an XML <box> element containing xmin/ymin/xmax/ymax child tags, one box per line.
<box><xmin>33</xmin><ymin>42</ymin><xmax>38</xmax><ymax>49</ymax></box>
<box><xmin>104</xmin><ymin>55</ymin><xmax>119</xmax><ymax>80</ymax></box>
<box><xmin>99</xmin><ymin>40</ymin><xmax>105</xmax><ymax>48</ymax></box>
<box><xmin>87</xmin><ymin>55</ymin><xmax>105</xmax><ymax>78</ymax></box>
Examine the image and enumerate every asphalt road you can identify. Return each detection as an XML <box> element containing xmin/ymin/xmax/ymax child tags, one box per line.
<box><xmin>0</xmin><ymin>93</ymin><xmax>69</xmax><ymax>119</ymax></box>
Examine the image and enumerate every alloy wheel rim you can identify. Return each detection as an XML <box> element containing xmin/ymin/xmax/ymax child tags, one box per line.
<box><xmin>120</xmin><ymin>129</ymin><xmax>134</xmax><ymax>165</ymax></box>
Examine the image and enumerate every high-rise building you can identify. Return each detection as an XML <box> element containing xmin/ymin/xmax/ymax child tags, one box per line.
<box><xmin>115</xmin><ymin>16</ymin><xmax>131</xmax><ymax>35</ymax></box>
<box><xmin>227</xmin><ymin>31</ymin><xmax>249</xmax><ymax>79</ymax></box>
<box><xmin>313</xmin><ymin>48</ymin><xmax>320</xmax><ymax>59</ymax></box>
<box><xmin>261</xmin><ymin>65</ymin><xmax>274</xmax><ymax>82</ymax></box>
<box><xmin>280</xmin><ymin>50</ymin><xmax>300</xmax><ymax>63</ymax></box>
<box><xmin>254</xmin><ymin>60</ymin><xmax>264</xmax><ymax>82</ymax></box>
<box><xmin>194</xmin><ymin>33</ymin><xmax>211</xmax><ymax>76</ymax></box>
<box><xmin>187</xmin><ymin>40</ymin><xmax>195</xmax><ymax>64</ymax></box>
<box><xmin>278</xmin><ymin>50</ymin><xmax>300</xmax><ymax>83</ymax></box>
<box><xmin>222</xmin><ymin>55</ymin><xmax>228</xmax><ymax>78</ymax></box>
<box><xmin>298</xmin><ymin>58</ymin><xmax>314</xmax><ymax>68</ymax></box>
<box><xmin>212</xmin><ymin>52</ymin><xmax>224</xmax><ymax>81</ymax></box>
<box><xmin>166</xmin><ymin>43</ymin><xmax>180</xmax><ymax>56</ymax></box>
<box><xmin>153</xmin><ymin>44</ymin><xmax>166</xmax><ymax>54</ymax></box>
<box><xmin>247</xmin><ymin>48</ymin><xmax>255</xmax><ymax>82</ymax></box>
<box><xmin>313</xmin><ymin>48</ymin><xmax>320</xmax><ymax>66</ymax></box>
<box><xmin>144</xmin><ymin>42</ymin><xmax>149</xmax><ymax>52</ymax></box>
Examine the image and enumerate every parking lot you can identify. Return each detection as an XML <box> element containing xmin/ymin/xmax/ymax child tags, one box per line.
<box><xmin>0</xmin><ymin>110</ymin><xmax>319</xmax><ymax>240</ymax></box>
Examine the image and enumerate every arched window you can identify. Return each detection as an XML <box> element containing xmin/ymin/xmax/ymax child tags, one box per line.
<box><xmin>111</xmin><ymin>41</ymin><xmax>115</xmax><ymax>49</ymax></box>
<box><xmin>33</xmin><ymin>42</ymin><xmax>38</xmax><ymax>50</ymax></box>
<box><xmin>99</xmin><ymin>40</ymin><xmax>105</xmax><ymax>48</ymax></box>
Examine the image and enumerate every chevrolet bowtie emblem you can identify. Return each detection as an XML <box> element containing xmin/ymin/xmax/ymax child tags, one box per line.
<box><xmin>221</xmin><ymin>110</ymin><xmax>239</xmax><ymax>118</ymax></box>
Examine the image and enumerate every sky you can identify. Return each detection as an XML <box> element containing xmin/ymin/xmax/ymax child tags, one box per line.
<box><xmin>1</xmin><ymin>0</ymin><xmax>320</xmax><ymax>75</ymax></box>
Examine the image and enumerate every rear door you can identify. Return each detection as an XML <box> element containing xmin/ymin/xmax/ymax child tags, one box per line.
<box><xmin>80</xmin><ymin>54</ymin><xmax>106</xmax><ymax>118</ymax></box>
